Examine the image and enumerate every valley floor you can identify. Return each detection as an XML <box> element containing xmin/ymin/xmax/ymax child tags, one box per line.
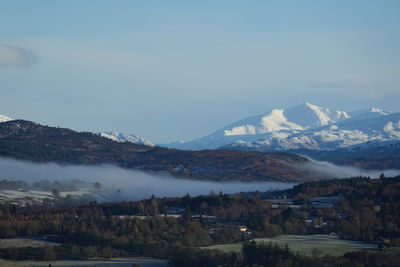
<box><xmin>203</xmin><ymin>234</ymin><xmax>380</xmax><ymax>257</ymax></box>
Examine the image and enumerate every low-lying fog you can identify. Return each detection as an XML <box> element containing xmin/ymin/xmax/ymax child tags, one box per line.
<box><xmin>0</xmin><ymin>158</ymin><xmax>295</xmax><ymax>201</ymax></box>
<box><xmin>303</xmin><ymin>157</ymin><xmax>400</xmax><ymax>178</ymax></box>
<box><xmin>0</xmin><ymin>157</ymin><xmax>399</xmax><ymax>201</ymax></box>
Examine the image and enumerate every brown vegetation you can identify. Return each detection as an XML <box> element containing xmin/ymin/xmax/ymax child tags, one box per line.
<box><xmin>0</xmin><ymin>120</ymin><xmax>313</xmax><ymax>182</ymax></box>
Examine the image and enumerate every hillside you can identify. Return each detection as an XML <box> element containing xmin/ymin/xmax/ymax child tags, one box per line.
<box><xmin>0</xmin><ymin>120</ymin><xmax>319</xmax><ymax>182</ymax></box>
<box><xmin>289</xmin><ymin>140</ymin><xmax>400</xmax><ymax>170</ymax></box>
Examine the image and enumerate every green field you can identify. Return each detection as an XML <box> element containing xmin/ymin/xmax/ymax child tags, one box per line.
<box><xmin>203</xmin><ymin>234</ymin><xmax>378</xmax><ymax>257</ymax></box>
<box><xmin>203</xmin><ymin>243</ymin><xmax>243</xmax><ymax>253</ymax></box>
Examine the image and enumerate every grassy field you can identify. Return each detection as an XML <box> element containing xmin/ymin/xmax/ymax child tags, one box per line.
<box><xmin>203</xmin><ymin>234</ymin><xmax>379</xmax><ymax>257</ymax></box>
<box><xmin>203</xmin><ymin>243</ymin><xmax>243</xmax><ymax>253</ymax></box>
<box><xmin>0</xmin><ymin>238</ymin><xmax>60</xmax><ymax>248</ymax></box>
<box><xmin>0</xmin><ymin>257</ymin><xmax>169</xmax><ymax>267</ymax></box>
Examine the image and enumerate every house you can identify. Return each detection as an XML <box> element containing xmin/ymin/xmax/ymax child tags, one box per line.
<box><xmin>309</xmin><ymin>194</ymin><xmax>342</xmax><ymax>208</ymax></box>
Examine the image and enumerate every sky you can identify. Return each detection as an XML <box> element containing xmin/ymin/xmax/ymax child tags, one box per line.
<box><xmin>0</xmin><ymin>1</ymin><xmax>399</xmax><ymax>143</ymax></box>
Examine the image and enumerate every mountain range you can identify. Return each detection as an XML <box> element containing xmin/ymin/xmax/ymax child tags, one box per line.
<box><xmin>166</xmin><ymin>103</ymin><xmax>400</xmax><ymax>153</ymax></box>
<box><xmin>7</xmin><ymin>102</ymin><xmax>396</xmax><ymax>154</ymax></box>
<box><xmin>0</xmin><ymin>113</ymin><xmax>154</xmax><ymax>147</ymax></box>
<box><xmin>1</xmin><ymin>102</ymin><xmax>399</xmax><ymax>172</ymax></box>
<box><xmin>0</xmin><ymin>119</ymin><xmax>325</xmax><ymax>182</ymax></box>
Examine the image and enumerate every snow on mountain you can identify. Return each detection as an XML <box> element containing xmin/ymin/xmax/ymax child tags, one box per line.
<box><xmin>234</xmin><ymin>112</ymin><xmax>400</xmax><ymax>151</ymax></box>
<box><xmin>166</xmin><ymin>103</ymin><xmax>399</xmax><ymax>152</ymax></box>
<box><xmin>224</xmin><ymin>103</ymin><xmax>350</xmax><ymax>137</ymax></box>
<box><xmin>167</xmin><ymin>103</ymin><xmax>352</xmax><ymax>150</ymax></box>
<box><xmin>0</xmin><ymin>114</ymin><xmax>13</xmax><ymax>123</ymax></box>
<box><xmin>347</xmin><ymin>108</ymin><xmax>392</xmax><ymax>121</ymax></box>
<box><xmin>99</xmin><ymin>131</ymin><xmax>155</xmax><ymax>147</ymax></box>
<box><xmin>283</xmin><ymin>102</ymin><xmax>350</xmax><ymax>128</ymax></box>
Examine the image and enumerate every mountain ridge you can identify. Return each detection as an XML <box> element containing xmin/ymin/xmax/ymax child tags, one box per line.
<box><xmin>0</xmin><ymin>119</ymin><xmax>326</xmax><ymax>182</ymax></box>
<box><xmin>166</xmin><ymin>103</ymin><xmax>399</xmax><ymax>152</ymax></box>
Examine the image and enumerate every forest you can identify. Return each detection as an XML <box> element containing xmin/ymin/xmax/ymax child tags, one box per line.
<box><xmin>0</xmin><ymin>175</ymin><xmax>400</xmax><ymax>266</ymax></box>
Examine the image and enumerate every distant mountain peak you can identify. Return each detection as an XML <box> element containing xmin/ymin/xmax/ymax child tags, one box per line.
<box><xmin>0</xmin><ymin>114</ymin><xmax>13</xmax><ymax>123</ymax></box>
<box><xmin>224</xmin><ymin>108</ymin><xmax>305</xmax><ymax>136</ymax></box>
<box><xmin>370</xmin><ymin>107</ymin><xmax>391</xmax><ymax>115</ymax></box>
<box><xmin>99</xmin><ymin>131</ymin><xmax>155</xmax><ymax>147</ymax></box>
<box><xmin>284</xmin><ymin>103</ymin><xmax>350</xmax><ymax>128</ymax></box>
<box><xmin>166</xmin><ymin>103</ymin><xmax>398</xmax><ymax>151</ymax></box>
<box><xmin>222</xmin><ymin>103</ymin><xmax>349</xmax><ymax>138</ymax></box>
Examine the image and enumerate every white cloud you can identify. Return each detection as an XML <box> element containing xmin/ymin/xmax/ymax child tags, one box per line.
<box><xmin>0</xmin><ymin>43</ymin><xmax>36</xmax><ymax>66</ymax></box>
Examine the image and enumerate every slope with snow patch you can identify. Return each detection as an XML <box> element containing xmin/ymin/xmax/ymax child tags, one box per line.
<box><xmin>99</xmin><ymin>131</ymin><xmax>155</xmax><ymax>147</ymax></box>
<box><xmin>0</xmin><ymin>114</ymin><xmax>13</xmax><ymax>123</ymax></box>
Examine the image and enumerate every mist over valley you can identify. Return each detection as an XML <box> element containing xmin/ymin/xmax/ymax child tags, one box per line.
<box><xmin>1</xmin><ymin>2</ymin><xmax>400</xmax><ymax>265</ymax></box>
<box><xmin>0</xmin><ymin>157</ymin><xmax>296</xmax><ymax>202</ymax></box>
<box><xmin>0</xmin><ymin>157</ymin><xmax>398</xmax><ymax>205</ymax></box>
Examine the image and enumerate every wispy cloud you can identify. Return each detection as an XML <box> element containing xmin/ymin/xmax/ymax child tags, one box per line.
<box><xmin>0</xmin><ymin>43</ymin><xmax>36</xmax><ymax>67</ymax></box>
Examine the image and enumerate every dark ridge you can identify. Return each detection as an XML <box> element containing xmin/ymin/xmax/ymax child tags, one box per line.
<box><xmin>0</xmin><ymin>120</ymin><xmax>317</xmax><ymax>182</ymax></box>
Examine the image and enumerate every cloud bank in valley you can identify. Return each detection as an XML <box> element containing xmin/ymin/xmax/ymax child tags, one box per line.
<box><xmin>0</xmin><ymin>43</ymin><xmax>36</xmax><ymax>67</ymax></box>
<box><xmin>0</xmin><ymin>158</ymin><xmax>295</xmax><ymax>201</ymax></box>
<box><xmin>0</xmin><ymin>157</ymin><xmax>398</xmax><ymax>201</ymax></box>
<box><xmin>302</xmin><ymin>157</ymin><xmax>400</xmax><ymax>179</ymax></box>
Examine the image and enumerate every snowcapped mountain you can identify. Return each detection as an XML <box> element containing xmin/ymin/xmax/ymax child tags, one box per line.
<box><xmin>166</xmin><ymin>103</ymin><xmax>399</xmax><ymax>152</ymax></box>
<box><xmin>231</xmin><ymin>113</ymin><xmax>400</xmax><ymax>151</ymax></box>
<box><xmin>168</xmin><ymin>103</ymin><xmax>351</xmax><ymax>150</ymax></box>
<box><xmin>0</xmin><ymin>114</ymin><xmax>13</xmax><ymax>123</ymax></box>
<box><xmin>222</xmin><ymin>103</ymin><xmax>350</xmax><ymax>137</ymax></box>
<box><xmin>99</xmin><ymin>131</ymin><xmax>155</xmax><ymax>147</ymax></box>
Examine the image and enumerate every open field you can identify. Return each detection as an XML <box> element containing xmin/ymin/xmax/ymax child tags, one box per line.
<box><xmin>0</xmin><ymin>238</ymin><xmax>60</xmax><ymax>248</ymax></box>
<box><xmin>0</xmin><ymin>188</ymin><xmax>102</xmax><ymax>206</ymax></box>
<box><xmin>204</xmin><ymin>234</ymin><xmax>379</xmax><ymax>257</ymax></box>
<box><xmin>0</xmin><ymin>257</ymin><xmax>169</xmax><ymax>267</ymax></box>
<box><xmin>204</xmin><ymin>242</ymin><xmax>243</xmax><ymax>253</ymax></box>
<box><xmin>254</xmin><ymin>235</ymin><xmax>378</xmax><ymax>257</ymax></box>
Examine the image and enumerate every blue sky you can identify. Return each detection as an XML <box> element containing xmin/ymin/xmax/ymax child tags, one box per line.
<box><xmin>1</xmin><ymin>1</ymin><xmax>399</xmax><ymax>143</ymax></box>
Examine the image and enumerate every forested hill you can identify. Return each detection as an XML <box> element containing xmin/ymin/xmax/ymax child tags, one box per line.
<box><xmin>0</xmin><ymin>120</ymin><xmax>316</xmax><ymax>182</ymax></box>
